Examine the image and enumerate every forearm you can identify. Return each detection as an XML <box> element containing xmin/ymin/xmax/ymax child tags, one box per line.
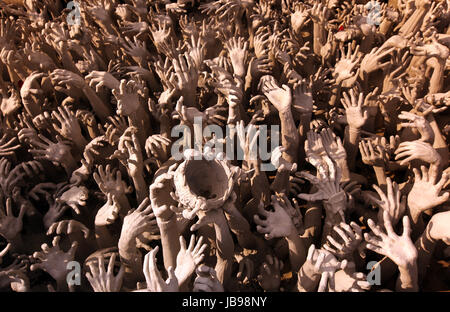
<box><xmin>118</xmin><ymin>234</ymin><xmax>143</xmax><ymax>281</ymax></box>
<box><xmin>94</xmin><ymin>225</ymin><xmax>117</xmax><ymax>248</ymax></box>
<box><xmin>301</xmin><ymin>203</ymin><xmax>322</xmax><ymax>248</ymax></box>
<box><xmin>22</xmin><ymin>98</ymin><xmax>42</xmax><ymax>118</ymax></box>
<box><xmin>270</xmin><ymin>167</ymin><xmax>290</xmax><ymax>194</ymax></box>
<box><xmin>313</xmin><ymin>23</ymin><xmax>326</xmax><ymax>56</ymax></box>
<box><xmin>60</xmin><ymin>51</ymin><xmax>81</xmax><ymax>76</ymax></box>
<box><xmin>427</xmin><ymin>114</ymin><xmax>448</xmax><ymax>170</ymax></box>
<box><xmin>116</xmin><ymin>194</ymin><xmax>131</xmax><ymax>214</ymax></box>
<box><xmin>6</xmin><ymin>63</ymin><xmax>28</xmax><ymax>81</ymax></box>
<box><xmin>337</xmin><ymin>159</ymin><xmax>350</xmax><ymax>182</ymax></box>
<box><xmin>328</xmin><ymin>84</ymin><xmax>341</xmax><ymax>107</ymax></box>
<box><xmin>286</xmin><ymin>231</ymin><xmax>306</xmax><ymax>273</ymax></box>
<box><xmin>131</xmin><ymin>174</ymin><xmax>148</xmax><ymax>204</ymax></box>
<box><xmin>159</xmin><ymin>115</ymin><xmax>172</xmax><ymax>139</ymax></box>
<box><xmin>344</xmin><ymin>126</ymin><xmax>361</xmax><ymax>171</ymax></box>
<box><xmin>62</xmin><ymin>154</ymin><xmax>78</xmax><ymax>176</ymax></box>
<box><xmin>157</xmin><ymin>218</ymin><xmax>180</xmax><ymax>271</ymax></box>
<box><xmin>82</xmin><ymin>84</ymin><xmax>112</xmax><ymax>123</ymax></box>
<box><xmin>396</xmin><ymin>262</ymin><xmax>419</xmax><ymax>292</ymax></box>
<box><xmin>181</xmin><ymin>88</ymin><xmax>197</xmax><ymax>108</ymax></box>
<box><xmin>373</xmin><ymin>166</ymin><xmax>387</xmax><ymax>189</ymax></box>
<box><xmin>399</xmin><ymin>9</ymin><xmax>427</xmax><ymax>36</ymax></box>
<box><xmin>213</xmin><ymin>216</ymin><xmax>234</xmax><ymax>285</ymax></box>
<box><xmin>129</xmin><ymin>109</ymin><xmax>151</xmax><ymax>147</ymax></box>
<box><xmin>407</xmin><ymin>206</ymin><xmax>425</xmax><ymax>238</ymax></box>
<box><xmin>298</xmin><ymin>113</ymin><xmax>311</xmax><ymax>138</ymax></box>
<box><xmin>298</xmin><ymin>113</ymin><xmax>311</xmax><ymax>164</ymax></box>
<box><xmin>244</xmin><ymin>71</ymin><xmax>253</xmax><ymax>95</ymax></box>
<box><xmin>322</xmin><ymin>214</ymin><xmax>342</xmax><ymax>246</ymax></box>
<box><xmin>224</xmin><ymin>207</ymin><xmax>258</xmax><ymax>250</ymax></box>
<box><xmin>428</xmin><ymin>62</ymin><xmax>445</xmax><ymax>94</ymax></box>
<box><xmin>72</xmin><ymin>134</ymin><xmax>88</xmax><ymax>153</ymax></box>
<box><xmin>415</xmin><ymin>230</ymin><xmax>437</xmax><ymax>284</ymax></box>
<box><xmin>214</xmin><ymin>216</ymin><xmax>235</xmax><ymax>261</ymax></box>
<box><xmin>279</xmin><ymin>109</ymin><xmax>300</xmax><ymax>164</ymax></box>
<box><xmin>322</xmin><ymin>198</ymin><xmax>346</xmax><ymax>244</ymax></box>
<box><xmin>250</xmin><ymin>173</ymin><xmax>271</xmax><ymax>206</ymax></box>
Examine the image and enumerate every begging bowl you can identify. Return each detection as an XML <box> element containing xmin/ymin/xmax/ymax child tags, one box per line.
<box><xmin>173</xmin><ymin>157</ymin><xmax>234</xmax><ymax>214</ymax></box>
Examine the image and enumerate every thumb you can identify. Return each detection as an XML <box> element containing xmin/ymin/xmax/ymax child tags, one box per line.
<box><xmin>436</xmin><ymin>192</ymin><xmax>450</xmax><ymax>205</ymax></box>
<box><xmin>166</xmin><ymin>266</ymin><xmax>177</xmax><ymax>284</ymax></box>
<box><xmin>190</xmin><ymin>214</ymin><xmax>213</xmax><ymax>232</ymax></box>
<box><xmin>363</xmin><ymin>110</ymin><xmax>369</xmax><ymax>120</ymax></box>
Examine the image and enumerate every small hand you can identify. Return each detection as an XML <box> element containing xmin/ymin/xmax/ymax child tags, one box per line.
<box><xmin>394</xmin><ymin>140</ymin><xmax>441</xmax><ymax>166</ymax></box>
<box><xmin>254</xmin><ymin>195</ymin><xmax>297</xmax><ymax>239</ymax></box>
<box><xmin>193</xmin><ymin>265</ymin><xmax>224</xmax><ymax>292</ymax></box>
<box><xmin>257</xmin><ymin>255</ymin><xmax>283</xmax><ymax>292</ymax></box>
<box><xmin>143</xmin><ymin>246</ymin><xmax>178</xmax><ymax>292</ymax></box>
<box><xmin>46</xmin><ymin>219</ymin><xmax>89</xmax><ymax>239</ymax></box>
<box><xmin>30</xmin><ymin>236</ymin><xmax>78</xmax><ymax>285</ymax></box>
<box><xmin>86</xmin><ymin>253</ymin><xmax>125</xmax><ymax>292</ymax></box>
<box><xmin>365</xmin><ymin>211</ymin><xmax>417</xmax><ymax>269</ymax></box>
<box><xmin>175</xmin><ymin>235</ymin><xmax>207</xmax><ymax>285</ymax></box>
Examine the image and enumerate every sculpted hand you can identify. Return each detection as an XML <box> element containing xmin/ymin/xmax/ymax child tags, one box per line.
<box><xmin>51</xmin><ymin>106</ymin><xmax>86</xmax><ymax>147</ymax></box>
<box><xmin>95</xmin><ymin>194</ymin><xmax>121</xmax><ymax>227</ymax></box>
<box><xmin>323</xmin><ymin>222</ymin><xmax>363</xmax><ymax>260</ymax></box>
<box><xmin>226</xmin><ymin>37</ymin><xmax>248</xmax><ymax>77</ymax></box>
<box><xmin>333</xmin><ymin>45</ymin><xmax>361</xmax><ymax>86</ymax></box>
<box><xmin>320</xmin><ymin>128</ymin><xmax>346</xmax><ymax>163</ymax></box>
<box><xmin>342</xmin><ymin>89</ymin><xmax>369</xmax><ymax>129</ymax></box>
<box><xmin>112</xmin><ymin>79</ymin><xmax>141</xmax><ymax>116</ymax></box>
<box><xmin>394</xmin><ymin>140</ymin><xmax>441</xmax><ymax>166</ymax></box>
<box><xmin>365</xmin><ymin>212</ymin><xmax>417</xmax><ymax>269</ymax></box>
<box><xmin>149</xmin><ymin>163</ymin><xmax>179</xmax><ymax>222</ymax></box>
<box><xmin>398</xmin><ymin>111</ymin><xmax>434</xmax><ymax>143</ymax></box>
<box><xmin>86</xmin><ymin>253</ymin><xmax>125</xmax><ymax>292</ymax></box>
<box><xmin>121</xmin><ymin>198</ymin><xmax>158</xmax><ymax>240</ymax></box>
<box><xmin>257</xmin><ymin>255</ymin><xmax>283</xmax><ymax>292</ymax></box>
<box><xmin>304</xmin><ymin>245</ymin><xmax>346</xmax><ymax>292</ymax></box>
<box><xmin>0</xmin><ymin>198</ymin><xmax>25</xmax><ymax>242</ymax></box>
<box><xmin>359</xmin><ymin>139</ymin><xmax>388</xmax><ymax>167</ymax></box>
<box><xmin>259</xmin><ymin>75</ymin><xmax>292</xmax><ymax>114</ymax></box>
<box><xmin>28</xmin><ymin>135</ymin><xmax>75</xmax><ymax>174</ymax></box>
<box><xmin>365</xmin><ymin>177</ymin><xmax>405</xmax><ymax>227</ymax></box>
<box><xmin>427</xmin><ymin>211</ymin><xmax>450</xmax><ymax>244</ymax></box>
<box><xmin>360</xmin><ymin>47</ymin><xmax>394</xmax><ymax>77</ymax></box>
<box><xmin>143</xmin><ymin>246</ymin><xmax>178</xmax><ymax>292</ymax></box>
<box><xmin>93</xmin><ymin>164</ymin><xmax>132</xmax><ymax>198</ymax></box>
<box><xmin>193</xmin><ymin>265</ymin><xmax>224</xmax><ymax>292</ymax></box>
<box><xmin>254</xmin><ymin>195</ymin><xmax>297</xmax><ymax>239</ymax></box>
<box><xmin>408</xmin><ymin>166</ymin><xmax>449</xmax><ymax>216</ymax></box>
<box><xmin>56</xmin><ymin>185</ymin><xmax>88</xmax><ymax>215</ymax></box>
<box><xmin>175</xmin><ymin>235</ymin><xmax>207</xmax><ymax>285</ymax></box>
<box><xmin>47</xmin><ymin>220</ymin><xmax>89</xmax><ymax>239</ymax></box>
<box><xmin>85</xmin><ymin>71</ymin><xmax>120</xmax><ymax>92</ymax></box>
<box><xmin>30</xmin><ymin>236</ymin><xmax>78</xmax><ymax>287</ymax></box>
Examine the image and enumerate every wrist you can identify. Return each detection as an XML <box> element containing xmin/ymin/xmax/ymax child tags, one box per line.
<box><xmin>325</xmin><ymin>191</ymin><xmax>346</xmax><ymax>206</ymax></box>
<box><xmin>119</xmin><ymin>228</ymin><xmax>137</xmax><ymax>250</ymax></box>
<box><xmin>300</xmin><ymin>112</ymin><xmax>312</xmax><ymax>120</ymax></box>
<box><xmin>286</xmin><ymin>225</ymin><xmax>298</xmax><ymax>239</ymax></box>
<box><xmin>278</xmin><ymin>107</ymin><xmax>293</xmax><ymax>116</ymax></box>
<box><xmin>398</xmin><ymin>261</ymin><xmax>418</xmax><ymax>291</ymax></box>
<box><xmin>348</xmin><ymin>126</ymin><xmax>362</xmax><ymax>134</ymax></box>
<box><xmin>407</xmin><ymin>203</ymin><xmax>422</xmax><ymax>224</ymax></box>
<box><xmin>156</xmin><ymin>214</ymin><xmax>176</xmax><ymax>225</ymax></box>
<box><xmin>297</xmin><ymin>262</ymin><xmax>320</xmax><ymax>291</ymax></box>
